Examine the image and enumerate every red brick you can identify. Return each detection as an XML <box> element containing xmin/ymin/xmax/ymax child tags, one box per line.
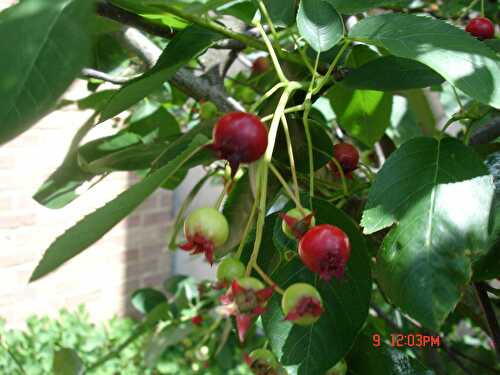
<box><xmin>142</xmin><ymin>274</ymin><xmax>165</xmax><ymax>287</ymax></box>
<box><xmin>0</xmin><ymin>214</ymin><xmax>36</xmax><ymax>228</ymax></box>
<box><xmin>143</xmin><ymin>212</ymin><xmax>170</xmax><ymax>226</ymax></box>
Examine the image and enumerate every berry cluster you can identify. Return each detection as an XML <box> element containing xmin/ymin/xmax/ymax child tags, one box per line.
<box><xmin>179</xmin><ymin>113</ymin><xmax>357</xmax><ymax>374</ymax></box>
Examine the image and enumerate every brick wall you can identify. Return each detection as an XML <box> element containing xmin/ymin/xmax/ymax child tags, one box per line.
<box><xmin>0</xmin><ymin>80</ymin><xmax>173</xmax><ymax>328</ymax></box>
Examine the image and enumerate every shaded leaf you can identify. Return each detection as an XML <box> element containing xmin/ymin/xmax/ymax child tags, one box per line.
<box><xmin>131</xmin><ymin>288</ymin><xmax>167</xmax><ymax>315</ymax></box>
<box><xmin>342</xmin><ymin>56</ymin><xmax>444</xmax><ymax>91</ymax></box>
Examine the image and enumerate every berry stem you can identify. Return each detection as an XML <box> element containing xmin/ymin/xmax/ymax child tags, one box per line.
<box><xmin>257</xmin><ymin>0</ymin><xmax>279</xmax><ymax>42</ymax></box>
<box><xmin>302</xmin><ymin>53</ymin><xmax>321</xmax><ymax>205</ymax></box>
<box><xmin>246</xmin><ymin>83</ymin><xmax>300</xmax><ymax>276</ymax></box>
<box><xmin>261</xmin><ymin>104</ymin><xmax>305</xmax><ymax>122</ymax></box>
<box><xmin>291</xmin><ymin>33</ymin><xmax>316</xmax><ymax>75</ymax></box>
<box><xmin>280</xmin><ymin>114</ymin><xmax>301</xmax><ymax>203</ymax></box>
<box><xmin>214</xmin><ymin>174</ymin><xmax>232</xmax><ymax>210</ymax></box>
<box><xmin>255</xmin><ymin>20</ymin><xmax>288</xmax><ymax>83</ymax></box>
<box><xmin>269</xmin><ymin>163</ymin><xmax>304</xmax><ymax>211</ymax></box>
<box><xmin>235</xmin><ymin>196</ymin><xmax>258</xmax><ymax>259</ymax></box>
<box><xmin>330</xmin><ymin>157</ymin><xmax>349</xmax><ymax>196</ymax></box>
<box><xmin>253</xmin><ymin>263</ymin><xmax>284</xmax><ymax>294</ymax></box>
<box><xmin>251</xmin><ymin>82</ymin><xmax>287</xmax><ymax>113</ymax></box>
<box><xmin>313</xmin><ymin>39</ymin><xmax>351</xmax><ymax>95</ymax></box>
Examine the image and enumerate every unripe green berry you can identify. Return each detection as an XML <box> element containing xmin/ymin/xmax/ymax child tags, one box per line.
<box><xmin>281</xmin><ymin>208</ymin><xmax>315</xmax><ymax>239</ymax></box>
<box><xmin>282</xmin><ymin>283</ymin><xmax>323</xmax><ymax>326</ymax></box>
<box><xmin>184</xmin><ymin>207</ymin><xmax>229</xmax><ymax>247</ymax></box>
<box><xmin>200</xmin><ymin>101</ymin><xmax>218</xmax><ymax>120</ymax></box>
<box><xmin>237</xmin><ymin>277</ymin><xmax>265</xmax><ymax>291</ymax></box>
<box><xmin>217</xmin><ymin>258</ymin><xmax>246</xmax><ymax>282</ymax></box>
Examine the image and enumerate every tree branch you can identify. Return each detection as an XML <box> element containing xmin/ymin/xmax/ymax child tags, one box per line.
<box><xmin>96</xmin><ymin>1</ymin><xmax>176</xmax><ymax>39</ymax></box>
<box><xmin>81</xmin><ymin>68</ymin><xmax>135</xmax><ymax>84</ymax></box>
<box><xmin>474</xmin><ymin>282</ymin><xmax>500</xmax><ymax>356</ymax></box>
<box><xmin>119</xmin><ymin>27</ymin><xmax>244</xmax><ymax>112</ymax></box>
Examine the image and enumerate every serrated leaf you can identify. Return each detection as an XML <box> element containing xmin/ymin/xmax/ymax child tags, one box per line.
<box><xmin>297</xmin><ymin>0</ymin><xmax>344</xmax><ymax>53</ymax></box>
<box><xmin>258</xmin><ymin>197</ymin><xmax>371</xmax><ymax>375</ymax></box>
<box><xmin>99</xmin><ymin>25</ymin><xmax>222</xmax><ymax>122</ymax></box>
<box><xmin>131</xmin><ymin>288</ymin><xmax>167</xmax><ymax>315</ymax></box>
<box><xmin>350</xmin><ymin>14</ymin><xmax>500</xmax><ymax>109</ymax></box>
<box><xmin>362</xmin><ymin>137</ymin><xmax>495</xmax><ymax>329</ymax></box>
<box><xmin>0</xmin><ymin>0</ymin><xmax>92</xmax><ymax>145</ymax></box>
<box><xmin>346</xmin><ymin>334</ymin><xmax>434</xmax><ymax>375</ymax></box>
<box><xmin>30</xmin><ymin>134</ymin><xmax>209</xmax><ymax>281</ymax></box>
<box><xmin>342</xmin><ymin>56</ymin><xmax>444</xmax><ymax>91</ymax></box>
<box><xmin>53</xmin><ymin>348</ymin><xmax>84</xmax><ymax>375</ymax></box>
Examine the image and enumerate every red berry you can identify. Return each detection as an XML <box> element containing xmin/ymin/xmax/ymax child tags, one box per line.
<box><xmin>298</xmin><ymin>225</ymin><xmax>351</xmax><ymax>282</ymax></box>
<box><xmin>252</xmin><ymin>57</ymin><xmax>270</xmax><ymax>74</ymax></box>
<box><xmin>211</xmin><ymin>112</ymin><xmax>268</xmax><ymax>174</ymax></box>
<box><xmin>191</xmin><ymin>315</ymin><xmax>203</xmax><ymax>325</ymax></box>
<box><xmin>333</xmin><ymin>143</ymin><xmax>359</xmax><ymax>173</ymax></box>
<box><xmin>466</xmin><ymin>17</ymin><xmax>495</xmax><ymax>40</ymax></box>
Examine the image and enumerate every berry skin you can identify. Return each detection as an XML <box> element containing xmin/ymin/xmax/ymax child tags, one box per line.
<box><xmin>282</xmin><ymin>283</ymin><xmax>323</xmax><ymax>325</ymax></box>
<box><xmin>252</xmin><ymin>57</ymin><xmax>270</xmax><ymax>74</ymax></box>
<box><xmin>333</xmin><ymin>143</ymin><xmax>359</xmax><ymax>174</ymax></box>
<box><xmin>281</xmin><ymin>208</ymin><xmax>316</xmax><ymax>239</ymax></box>
<box><xmin>211</xmin><ymin>112</ymin><xmax>268</xmax><ymax>175</ymax></box>
<box><xmin>466</xmin><ymin>17</ymin><xmax>495</xmax><ymax>40</ymax></box>
<box><xmin>298</xmin><ymin>225</ymin><xmax>351</xmax><ymax>282</ymax></box>
<box><xmin>246</xmin><ymin>349</ymin><xmax>279</xmax><ymax>375</ymax></box>
<box><xmin>217</xmin><ymin>258</ymin><xmax>246</xmax><ymax>283</ymax></box>
<box><xmin>180</xmin><ymin>207</ymin><xmax>229</xmax><ymax>264</ymax></box>
<box><xmin>191</xmin><ymin>315</ymin><xmax>203</xmax><ymax>326</ymax></box>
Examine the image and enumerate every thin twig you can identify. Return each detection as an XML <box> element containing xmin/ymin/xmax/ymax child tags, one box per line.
<box><xmin>81</xmin><ymin>68</ymin><xmax>136</xmax><ymax>84</ymax></box>
<box><xmin>474</xmin><ymin>282</ymin><xmax>500</xmax><ymax>356</ymax></box>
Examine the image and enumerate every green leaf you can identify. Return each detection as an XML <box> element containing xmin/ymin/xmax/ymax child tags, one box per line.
<box><xmin>328</xmin><ymin>84</ymin><xmax>393</xmax><ymax>146</ymax></box>
<box><xmin>264</xmin><ymin>0</ymin><xmax>297</xmax><ymax>27</ymax></box>
<box><xmin>350</xmin><ymin>14</ymin><xmax>500</xmax><ymax>109</ymax></box>
<box><xmin>260</xmin><ymin>197</ymin><xmax>371</xmax><ymax>375</ymax></box>
<box><xmin>0</xmin><ymin>0</ymin><xmax>92</xmax><ymax>145</ymax></box>
<box><xmin>131</xmin><ymin>288</ymin><xmax>167</xmax><ymax>315</ymax></box>
<box><xmin>346</xmin><ymin>334</ymin><xmax>434</xmax><ymax>375</ymax></box>
<box><xmin>99</xmin><ymin>25</ymin><xmax>222</xmax><ymax>122</ymax></box>
<box><xmin>297</xmin><ymin>0</ymin><xmax>344</xmax><ymax>53</ymax></box>
<box><xmin>30</xmin><ymin>134</ymin><xmax>209</xmax><ymax>281</ymax></box>
<box><xmin>53</xmin><ymin>348</ymin><xmax>84</xmax><ymax>375</ymax></box>
<box><xmin>386</xmin><ymin>95</ymin><xmax>422</xmax><ymax>147</ymax></box>
<box><xmin>127</xmin><ymin>107</ymin><xmax>180</xmax><ymax>144</ymax></box>
<box><xmin>327</xmin><ymin>0</ymin><xmax>410</xmax><ymax>14</ymax></box>
<box><xmin>362</xmin><ymin>137</ymin><xmax>495</xmax><ymax>329</ymax></box>
<box><xmin>342</xmin><ymin>56</ymin><xmax>444</xmax><ymax>91</ymax></box>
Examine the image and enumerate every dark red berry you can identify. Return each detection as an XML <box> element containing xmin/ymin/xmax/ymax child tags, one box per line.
<box><xmin>252</xmin><ymin>57</ymin><xmax>270</xmax><ymax>74</ymax></box>
<box><xmin>298</xmin><ymin>225</ymin><xmax>351</xmax><ymax>282</ymax></box>
<box><xmin>211</xmin><ymin>112</ymin><xmax>268</xmax><ymax>174</ymax></box>
<box><xmin>333</xmin><ymin>143</ymin><xmax>359</xmax><ymax>173</ymax></box>
<box><xmin>191</xmin><ymin>315</ymin><xmax>203</xmax><ymax>325</ymax></box>
<box><xmin>466</xmin><ymin>17</ymin><xmax>495</xmax><ymax>40</ymax></box>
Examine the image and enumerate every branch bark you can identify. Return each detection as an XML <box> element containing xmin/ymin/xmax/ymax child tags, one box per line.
<box><xmin>96</xmin><ymin>1</ymin><xmax>176</xmax><ymax>39</ymax></box>
<box><xmin>119</xmin><ymin>27</ymin><xmax>244</xmax><ymax>112</ymax></box>
<box><xmin>81</xmin><ymin>68</ymin><xmax>135</xmax><ymax>85</ymax></box>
